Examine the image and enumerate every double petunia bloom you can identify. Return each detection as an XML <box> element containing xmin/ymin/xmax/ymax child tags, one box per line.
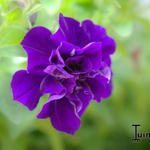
<box><xmin>11</xmin><ymin>13</ymin><xmax>116</xmax><ymax>135</ymax></box>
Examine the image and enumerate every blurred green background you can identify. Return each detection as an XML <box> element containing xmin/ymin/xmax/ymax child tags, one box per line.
<box><xmin>0</xmin><ymin>0</ymin><xmax>150</xmax><ymax>150</ymax></box>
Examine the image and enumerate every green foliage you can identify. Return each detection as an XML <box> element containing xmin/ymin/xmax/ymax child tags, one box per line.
<box><xmin>0</xmin><ymin>0</ymin><xmax>150</xmax><ymax>150</ymax></box>
<box><xmin>0</xmin><ymin>25</ymin><xmax>26</xmax><ymax>47</ymax></box>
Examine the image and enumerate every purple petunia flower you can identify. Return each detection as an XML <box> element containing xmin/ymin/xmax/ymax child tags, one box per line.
<box><xmin>11</xmin><ymin>13</ymin><xmax>116</xmax><ymax>135</ymax></box>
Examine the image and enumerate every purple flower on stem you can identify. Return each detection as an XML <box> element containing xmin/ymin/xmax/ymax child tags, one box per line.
<box><xmin>11</xmin><ymin>13</ymin><xmax>116</xmax><ymax>135</ymax></box>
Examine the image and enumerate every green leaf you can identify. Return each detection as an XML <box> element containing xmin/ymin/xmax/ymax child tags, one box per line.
<box><xmin>38</xmin><ymin>0</ymin><xmax>62</xmax><ymax>14</ymax></box>
<box><xmin>0</xmin><ymin>44</ymin><xmax>26</xmax><ymax>57</ymax></box>
<box><xmin>0</xmin><ymin>25</ymin><xmax>26</xmax><ymax>48</ymax></box>
<box><xmin>25</xmin><ymin>3</ymin><xmax>42</xmax><ymax>15</ymax></box>
<box><xmin>0</xmin><ymin>0</ymin><xmax>12</xmax><ymax>12</ymax></box>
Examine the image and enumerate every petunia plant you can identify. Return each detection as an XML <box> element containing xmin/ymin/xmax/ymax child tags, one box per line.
<box><xmin>11</xmin><ymin>13</ymin><xmax>116</xmax><ymax>135</ymax></box>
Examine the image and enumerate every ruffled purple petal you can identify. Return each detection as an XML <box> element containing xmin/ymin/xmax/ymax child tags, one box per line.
<box><xmin>81</xmin><ymin>20</ymin><xmax>106</xmax><ymax>43</ymax></box>
<box><xmin>37</xmin><ymin>97</ymin><xmax>81</xmax><ymax>135</ymax></box>
<box><xmin>21</xmin><ymin>27</ymin><xmax>54</xmax><ymax>72</ymax></box>
<box><xmin>50</xmin><ymin>28</ymin><xmax>66</xmax><ymax>46</ymax></box>
<box><xmin>65</xmin><ymin>56</ymin><xmax>92</xmax><ymax>74</ymax></box>
<box><xmin>59</xmin><ymin>13</ymin><xmax>80</xmax><ymax>45</ymax></box>
<box><xmin>75</xmin><ymin>82</ymin><xmax>93</xmax><ymax>116</ymax></box>
<box><xmin>52</xmin><ymin>27</ymin><xmax>88</xmax><ymax>48</ymax></box>
<box><xmin>23</xmin><ymin>48</ymin><xmax>50</xmax><ymax>75</ymax></box>
<box><xmin>99</xmin><ymin>62</ymin><xmax>112</xmax><ymax>83</ymax></box>
<box><xmin>68</xmin><ymin>93</ymin><xmax>82</xmax><ymax>113</ymax></box>
<box><xmin>102</xmin><ymin>54</ymin><xmax>111</xmax><ymax>66</ymax></box>
<box><xmin>102</xmin><ymin>35</ymin><xmax>116</xmax><ymax>55</ymax></box>
<box><xmin>49</xmin><ymin>49</ymin><xmax>65</xmax><ymax>67</ymax></box>
<box><xmin>102</xmin><ymin>79</ymin><xmax>113</xmax><ymax>99</ymax></box>
<box><xmin>76</xmin><ymin>42</ymin><xmax>102</xmax><ymax>70</ymax></box>
<box><xmin>86</xmin><ymin>74</ymin><xmax>110</xmax><ymax>102</ymax></box>
<box><xmin>68</xmin><ymin>81</ymin><xmax>93</xmax><ymax>117</ymax></box>
<box><xmin>61</xmin><ymin>78</ymin><xmax>76</xmax><ymax>95</ymax></box>
<box><xmin>21</xmin><ymin>26</ymin><xmax>53</xmax><ymax>53</ymax></box>
<box><xmin>58</xmin><ymin>41</ymin><xmax>78</xmax><ymax>60</ymax></box>
<box><xmin>40</xmin><ymin>75</ymin><xmax>65</xmax><ymax>95</ymax></box>
<box><xmin>44</xmin><ymin>65</ymin><xmax>73</xmax><ymax>79</ymax></box>
<box><xmin>11</xmin><ymin>70</ymin><xmax>43</xmax><ymax>110</ymax></box>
